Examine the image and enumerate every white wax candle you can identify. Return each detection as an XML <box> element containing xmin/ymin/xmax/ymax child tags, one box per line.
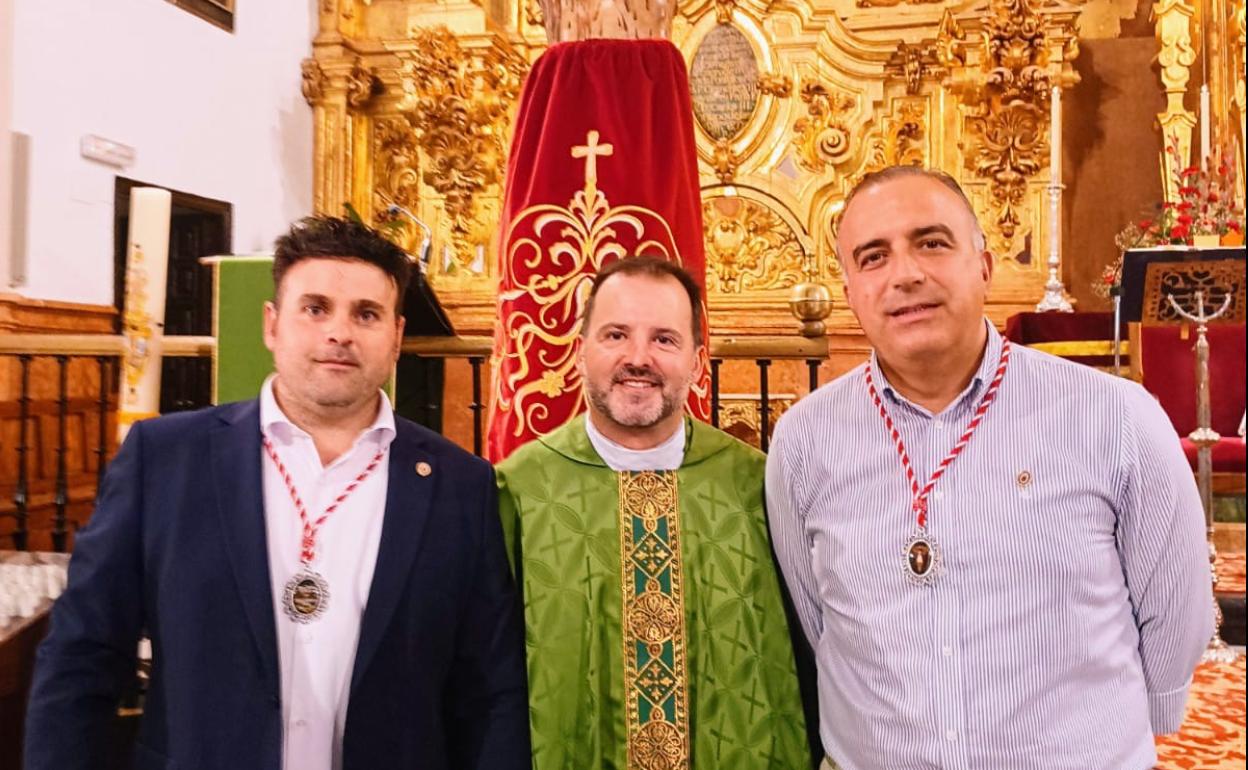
<box><xmin>1200</xmin><ymin>84</ymin><xmax>1212</xmax><ymax>169</ymax></box>
<box><xmin>118</xmin><ymin>187</ymin><xmax>172</xmax><ymax>443</ymax></box>
<box><xmin>1050</xmin><ymin>86</ymin><xmax>1062</xmax><ymax>183</ymax></box>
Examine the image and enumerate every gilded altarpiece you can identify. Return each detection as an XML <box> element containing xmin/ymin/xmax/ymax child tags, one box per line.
<box><xmin>307</xmin><ymin>0</ymin><xmax>1082</xmax><ymax>351</ymax></box>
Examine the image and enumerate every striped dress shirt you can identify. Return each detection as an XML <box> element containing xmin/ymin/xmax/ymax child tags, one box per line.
<box><xmin>766</xmin><ymin>322</ymin><xmax>1213</xmax><ymax>770</ymax></box>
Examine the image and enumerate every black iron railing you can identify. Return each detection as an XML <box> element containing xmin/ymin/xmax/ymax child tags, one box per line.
<box><xmin>1</xmin><ymin>333</ymin><xmax>827</xmax><ymax>550</ymax></box>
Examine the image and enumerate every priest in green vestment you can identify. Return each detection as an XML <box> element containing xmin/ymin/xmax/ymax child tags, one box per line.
<box><xmin>496</xmin><ymin>257</ymin><xmax>812</xmax><ymax>770</ymax></box>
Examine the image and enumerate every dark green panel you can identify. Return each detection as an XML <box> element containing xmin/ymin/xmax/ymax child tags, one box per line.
<box><xmin>214</xmin><ymin>257</ymin><xmax>274</xmax><ymax>405</ymax></box>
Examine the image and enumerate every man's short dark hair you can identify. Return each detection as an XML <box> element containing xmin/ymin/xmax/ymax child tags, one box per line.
<box><xmin>835</xmin><ymin>165</ymin><xmax>987</xmax><ymax>253</ymax></box>
<box><xmin>581</xmin><ymin>256</ymin><xmax>705</xmax><ymax>346</ymax></box>
<box><xmin>272</xmin><ymin>215</ymin><xmax>413</xmax><ymax>313</ymax></box>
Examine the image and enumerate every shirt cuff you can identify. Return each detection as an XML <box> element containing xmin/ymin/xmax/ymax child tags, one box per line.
<box><xmin>1149</xmin><ymin>678</ymin><xmax>1194</xmax><ymax>735</ymax></box>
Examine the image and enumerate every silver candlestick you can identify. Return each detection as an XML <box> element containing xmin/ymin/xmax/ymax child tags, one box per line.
<box><xmin>1166</xmin><ymin>290</ymin><xmax>1240</xmax><ymax>664</ymax></box>
<box><xmin>1036</xmin><ymin>183</ymin><xmax>1073</xmax><ymax>312</ymax></box>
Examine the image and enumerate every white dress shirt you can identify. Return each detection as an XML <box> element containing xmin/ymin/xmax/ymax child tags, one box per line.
<box><xmin>259</xmin><ymin>376</ymin><xmax>396</xmax><ymax>770</ymax></box>
<box><xmin>584</xmin><ymin>412</ymin><xmax>686</xmax><ymax>471</ymax></box>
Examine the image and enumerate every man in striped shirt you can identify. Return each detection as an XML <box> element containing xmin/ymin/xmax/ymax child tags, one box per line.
<box><xmin>766</xmin><ymin>166</ymin><xmax>1213</xmax><ymax>769</ymax></box>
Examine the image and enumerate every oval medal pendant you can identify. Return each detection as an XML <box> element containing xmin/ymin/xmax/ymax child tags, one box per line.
<box><xmin>902</xmin><ymin>532</ymin><xmax>940</xmax><ymax>586</ymax></box>
<box><xmin>283</xmin><ymin>569</ymin><xmax>330</xmax><ymax>623</ymax></box>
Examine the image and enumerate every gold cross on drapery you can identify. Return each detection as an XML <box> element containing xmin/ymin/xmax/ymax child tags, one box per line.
<box><xmin>572</xmin><ymin>130</ymin><xmax>614</xmax><ymax>186</ymax></box>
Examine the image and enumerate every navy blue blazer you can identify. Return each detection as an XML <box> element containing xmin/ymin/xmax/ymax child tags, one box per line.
<box><xmin>24</xmin><ymin>400</ymin><xmax>530</xmax><ymax>770</ymax></box>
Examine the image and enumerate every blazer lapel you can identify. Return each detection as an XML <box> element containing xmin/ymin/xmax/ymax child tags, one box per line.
<box><xmin>210</xmin><ymin>400</ymin><xmax>280</xmax><ymax>697</ymax></box>
<box><xmin>351</xmin><ymin>425</ymin><xmax>436</xmax><ymax>695</ymax></box>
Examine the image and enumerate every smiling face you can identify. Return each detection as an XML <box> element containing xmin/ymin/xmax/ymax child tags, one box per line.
<box><xmin>578</xmin><ymin>271</ymin><xmax>704</xmax><ymax>449</ymax></box>
<box><xmin>263</xmin><ymin>257</ymin><xmax>404</xmax><ymax>425</ymax></box>
<box><xmin>836</xmin><ymin>174</ymin><xmax>993</xmax><ymax>369</ymax></box>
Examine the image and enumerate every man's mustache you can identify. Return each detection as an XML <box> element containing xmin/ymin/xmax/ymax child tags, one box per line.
<box><xmin>612</xmin><ymin>365</ymin><xmax>663</xmax><ymax>386</ymax></box>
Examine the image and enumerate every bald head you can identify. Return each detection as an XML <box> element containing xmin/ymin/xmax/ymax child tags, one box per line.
<box><xmin>835</xmin><ymin>166</ymin><xmax>986</xmax><ymax>262</ymax></box>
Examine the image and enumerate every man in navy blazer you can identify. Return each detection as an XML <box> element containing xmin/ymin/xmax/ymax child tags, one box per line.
<box><xmin>25</xmin><ymin>216</ymin><xmax>530</xmax><ymax>770</ymax></box>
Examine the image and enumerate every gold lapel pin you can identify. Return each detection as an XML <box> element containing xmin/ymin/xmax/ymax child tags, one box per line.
<box><xmin>416</xmin><ymin>461</ymin><xmax>432</xmax><ymax>477</ymax></box>
<box><xmin>1016</xmin><ymin>470</ymin><xmax>1032</xmax><ymax>488</ymax></box>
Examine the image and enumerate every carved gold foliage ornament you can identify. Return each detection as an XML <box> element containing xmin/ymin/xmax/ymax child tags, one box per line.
<box><xmin>714</xmin><ymin>0</ymin><xmax>737</xmax><ymax>23</ymax></box>
<box><xmin>347</xmin><ymin>58</ymin><xmax>381</xmax><ymax>108</ymax></box>
<box><xmin>757</xmin><ymin>72</ymin><xmax>792</xmax><ymax>98</ymax></box>
<box><xmin>941</xmin><ymin>0</ymin><xmax>1073</xmax><ymax>251</ymax></box>
<box><xmin>792</xmin><ymin>82</ymin><xmax>857</xmax><ymax>173</ymax></box>
<box><xmin>372</xmin><ymin>117</ymin><xmax>422</xmax><ymax>216</ymax></box>
<box><xmin>983</xmin><ymin>0</ymin><xmax>1051</xmax><ymax>104</ymax></box>
<box><xmin>703</xmin><ymin>197</ymin><xmax>806</xmax><ymax>293</ymax></box>
<box><xmin>881</xmin><ymin>100</ymin><xmax>928</xmax><ymax>168</ymax></box>
<box><xmin>967</xmin><ymin>103</ymin><xmax>1045</xmax><ymax>241</ymax></box>
<box><xmin>396</xmin><ymin>27</ymin><xmax>527</xmax><ymax>261</ymax></box>
<box><xmin>711</xmin><ymin>140</ymin><xmax>742</xmax><ymax>183</ymax></box>
<box><xmin>719</xmin><ymin>394</ymin><xmax>795</xmax><ymax>445</ymax></box>
<box><xmin>301</xmin><ymin>60</ymin><xmax>327</xmax><ymax>106</ymax></box>
<box><xmin>887</xmin><ymin>43</ymin><xmax>941</xmax><ymax>96</ymax></box>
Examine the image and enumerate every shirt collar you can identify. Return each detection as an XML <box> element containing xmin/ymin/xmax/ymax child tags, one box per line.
<box><xmin>259</xmin><ymin>374</ymin><xmax>397</xmax><ymax>450</ymax></box>
<box><xmin>871</xmin><ymin>318</ymin><xmax>1003</xmax><ymax>418</ymax></box>
<box><xmin>583</xmin><ymin>412</ymin><xmax>686</xmax><ymax>472</ymax></box>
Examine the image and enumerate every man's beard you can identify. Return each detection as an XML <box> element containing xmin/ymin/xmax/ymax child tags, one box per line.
<box><xmin>585</xmin><ymin>364</ymin><xmax>685</xmax><ymax>429</ymax></box>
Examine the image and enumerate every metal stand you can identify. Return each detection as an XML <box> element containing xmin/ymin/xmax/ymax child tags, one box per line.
<box><xmin>1166</xmin><ymin>290</ymin><xmax>1241</xmax><ymax>664</ymax></box>
<box><xmin>1036</xmin><ymin>183</ymin><xmax>1073</xmax><ymax>312</ymax></box>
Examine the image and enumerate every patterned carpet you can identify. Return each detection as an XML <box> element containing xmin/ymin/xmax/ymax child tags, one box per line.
<box><xmin>1215</xmin><ymin>551</ymin><xmax>1245</xmax><ymax>595</ymax></box>
<box><xmin>1156</xmin><ymin>655</ymin><xmax>1246</xmax><ymax>769</ymax></box>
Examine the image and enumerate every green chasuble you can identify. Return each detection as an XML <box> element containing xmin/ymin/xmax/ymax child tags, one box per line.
<box><xmin>496</xmin><ymin>417</ymin><xmax>810</xmax><ymax>770</ymax></box>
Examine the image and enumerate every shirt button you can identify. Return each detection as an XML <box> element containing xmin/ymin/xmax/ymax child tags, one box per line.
<box><xmin>299</xmin><ymin>629</ymin><xmax>314</xmax><ymax>643</ymax></box>
<box><xmin>942</xmin><ymin>646</ymin><xmax>953</xmax><ymax>657</ymax></box>
<box><xmin>294</xmin><ymin>719</ymin><xmax>308</xmax><ymax>729</ymax></box>
<box><xmin>946</xmin><ymin>729</ymin><xmax>958</xmax><ymax>742</ymax></box>
<box><xmin>934</xmin><ymin>420</ymin><xmax>945</xmax><ymax>430</ymax></box>
<box><xmin>934</xmin><ymin>491</ymin><xmax>945</xmax><ymax>501</ymax></box>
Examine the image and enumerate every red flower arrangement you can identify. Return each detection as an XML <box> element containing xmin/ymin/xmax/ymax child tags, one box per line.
<box><xmin>1097</xmin><ymin>137</ymin><xmax>1246</xmax><ymax>298</ymax></box>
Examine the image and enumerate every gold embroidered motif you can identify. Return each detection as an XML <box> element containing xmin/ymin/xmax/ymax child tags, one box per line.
<box><xmin>619</xmin><ymin>471</ymin><xmax>689</xmax><ymax>770</ymax></box>
<box><xmin>493</xmin><ymin>131</ymin><xmax>689</xmax><ymax>441</ymax></box>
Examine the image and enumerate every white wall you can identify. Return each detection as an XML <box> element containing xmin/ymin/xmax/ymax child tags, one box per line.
<box><xmin>1</xmin><ymin>0</ymin><xmax>15</xmax><ymax>286</ymax></box>
<box><xmin>10</xmin><ymin>0</ymin><xmax>317</xmax><ymax>305</ymax></box>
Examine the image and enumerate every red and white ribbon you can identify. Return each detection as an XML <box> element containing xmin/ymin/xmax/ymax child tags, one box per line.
<box><xmin>864</xmin><ymin>340</ymin><xmax>1011</xmax><ymax>530</ymax></box>
<box><xmin>262</xmin><ymin>437</ymin><xmax>386</xmax><ymax>564</ymax></box>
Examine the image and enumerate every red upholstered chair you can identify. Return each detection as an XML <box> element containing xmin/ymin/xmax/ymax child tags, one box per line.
<box><xmin>1134</xmin><ymin>323</ymin><xmax>1247</xmax><ymax>494</ymax></box>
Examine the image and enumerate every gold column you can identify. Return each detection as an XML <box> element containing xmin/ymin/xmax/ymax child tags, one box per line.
<box><xmin>1235</xmin><ymin>0</ymin><xmax>1247</xmax><ymax>176</ymax></box>
<box><xmin>1154</xmin><ymin>0</ymin><xmax>1198</xmax><ymax>201</ymax></box>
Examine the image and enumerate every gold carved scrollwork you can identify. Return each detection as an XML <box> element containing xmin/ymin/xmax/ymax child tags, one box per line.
<box><xmin>703</xmin><ymin>197</ymin><xmax>807</xmax><ymax>293</ymax></box>
<box><xmin>526</xmin><ymin>0</ymin><xmax>544</xmax><ymax>27</ymax></box>
<box><xmin>792</xmin><ymin>82</ymin><xmax>857</xmax><ymax>173</ymax></box>
<box><xmin>347</xmin><ymin>58</ymin><xmax>382</xmax><ymax>108</ymax></box>
<box><xmin>396</xmin><ymin>27</ymin><xmax>527</xmax><ymax>262</ymax></box>
<box><xmin>301</xmin><ymin>59</ymin><xmax>327</xmax><ymax>106</ymax></box>
<box><xmin>714</xmin><ymin>0</ymin><xmax>737</xmax><ymax>23</ymax></box>
<box><xmin>372</xmin><ymin>117</ymin><xmax>422</xmax><ymax>220</ymax></box>
<box><xmin>711</xmin><ymin>141</ymin><xmax>742</xmax><ymax>182</ymax></box>
<box><xmin>718</xmin><ymin>394</ymin><xmax>795</xmax><ymax>448</ymax></box>
<box><xmin>880</xmin><ymin>100</ymin><xmax>928</xmax><ymax>169</ymax></box>
<box><xmin>967</xmin><ymin>103</ymin><xmax>1046</xmax><ymax>242</ymax></box>
<box><xmin>757</xmin><ymin>72</ymin><xmax>792</xmax><ymax>98</ymax></box>
<box><xmin>942</xmin><ymin>0</ymin><xmax>1070</xmax><ymax>250</ymax></box>
<box><xmin>887</xmin><ymin>43</ymin><xmax>941</xmax><ymax>96</ymax></box>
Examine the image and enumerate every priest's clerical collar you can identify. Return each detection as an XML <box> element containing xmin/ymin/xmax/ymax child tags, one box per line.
<box><xmin>583</xmin><ymin>412</ymin><xmax>686</xmax><ymax>472</ymax></box>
